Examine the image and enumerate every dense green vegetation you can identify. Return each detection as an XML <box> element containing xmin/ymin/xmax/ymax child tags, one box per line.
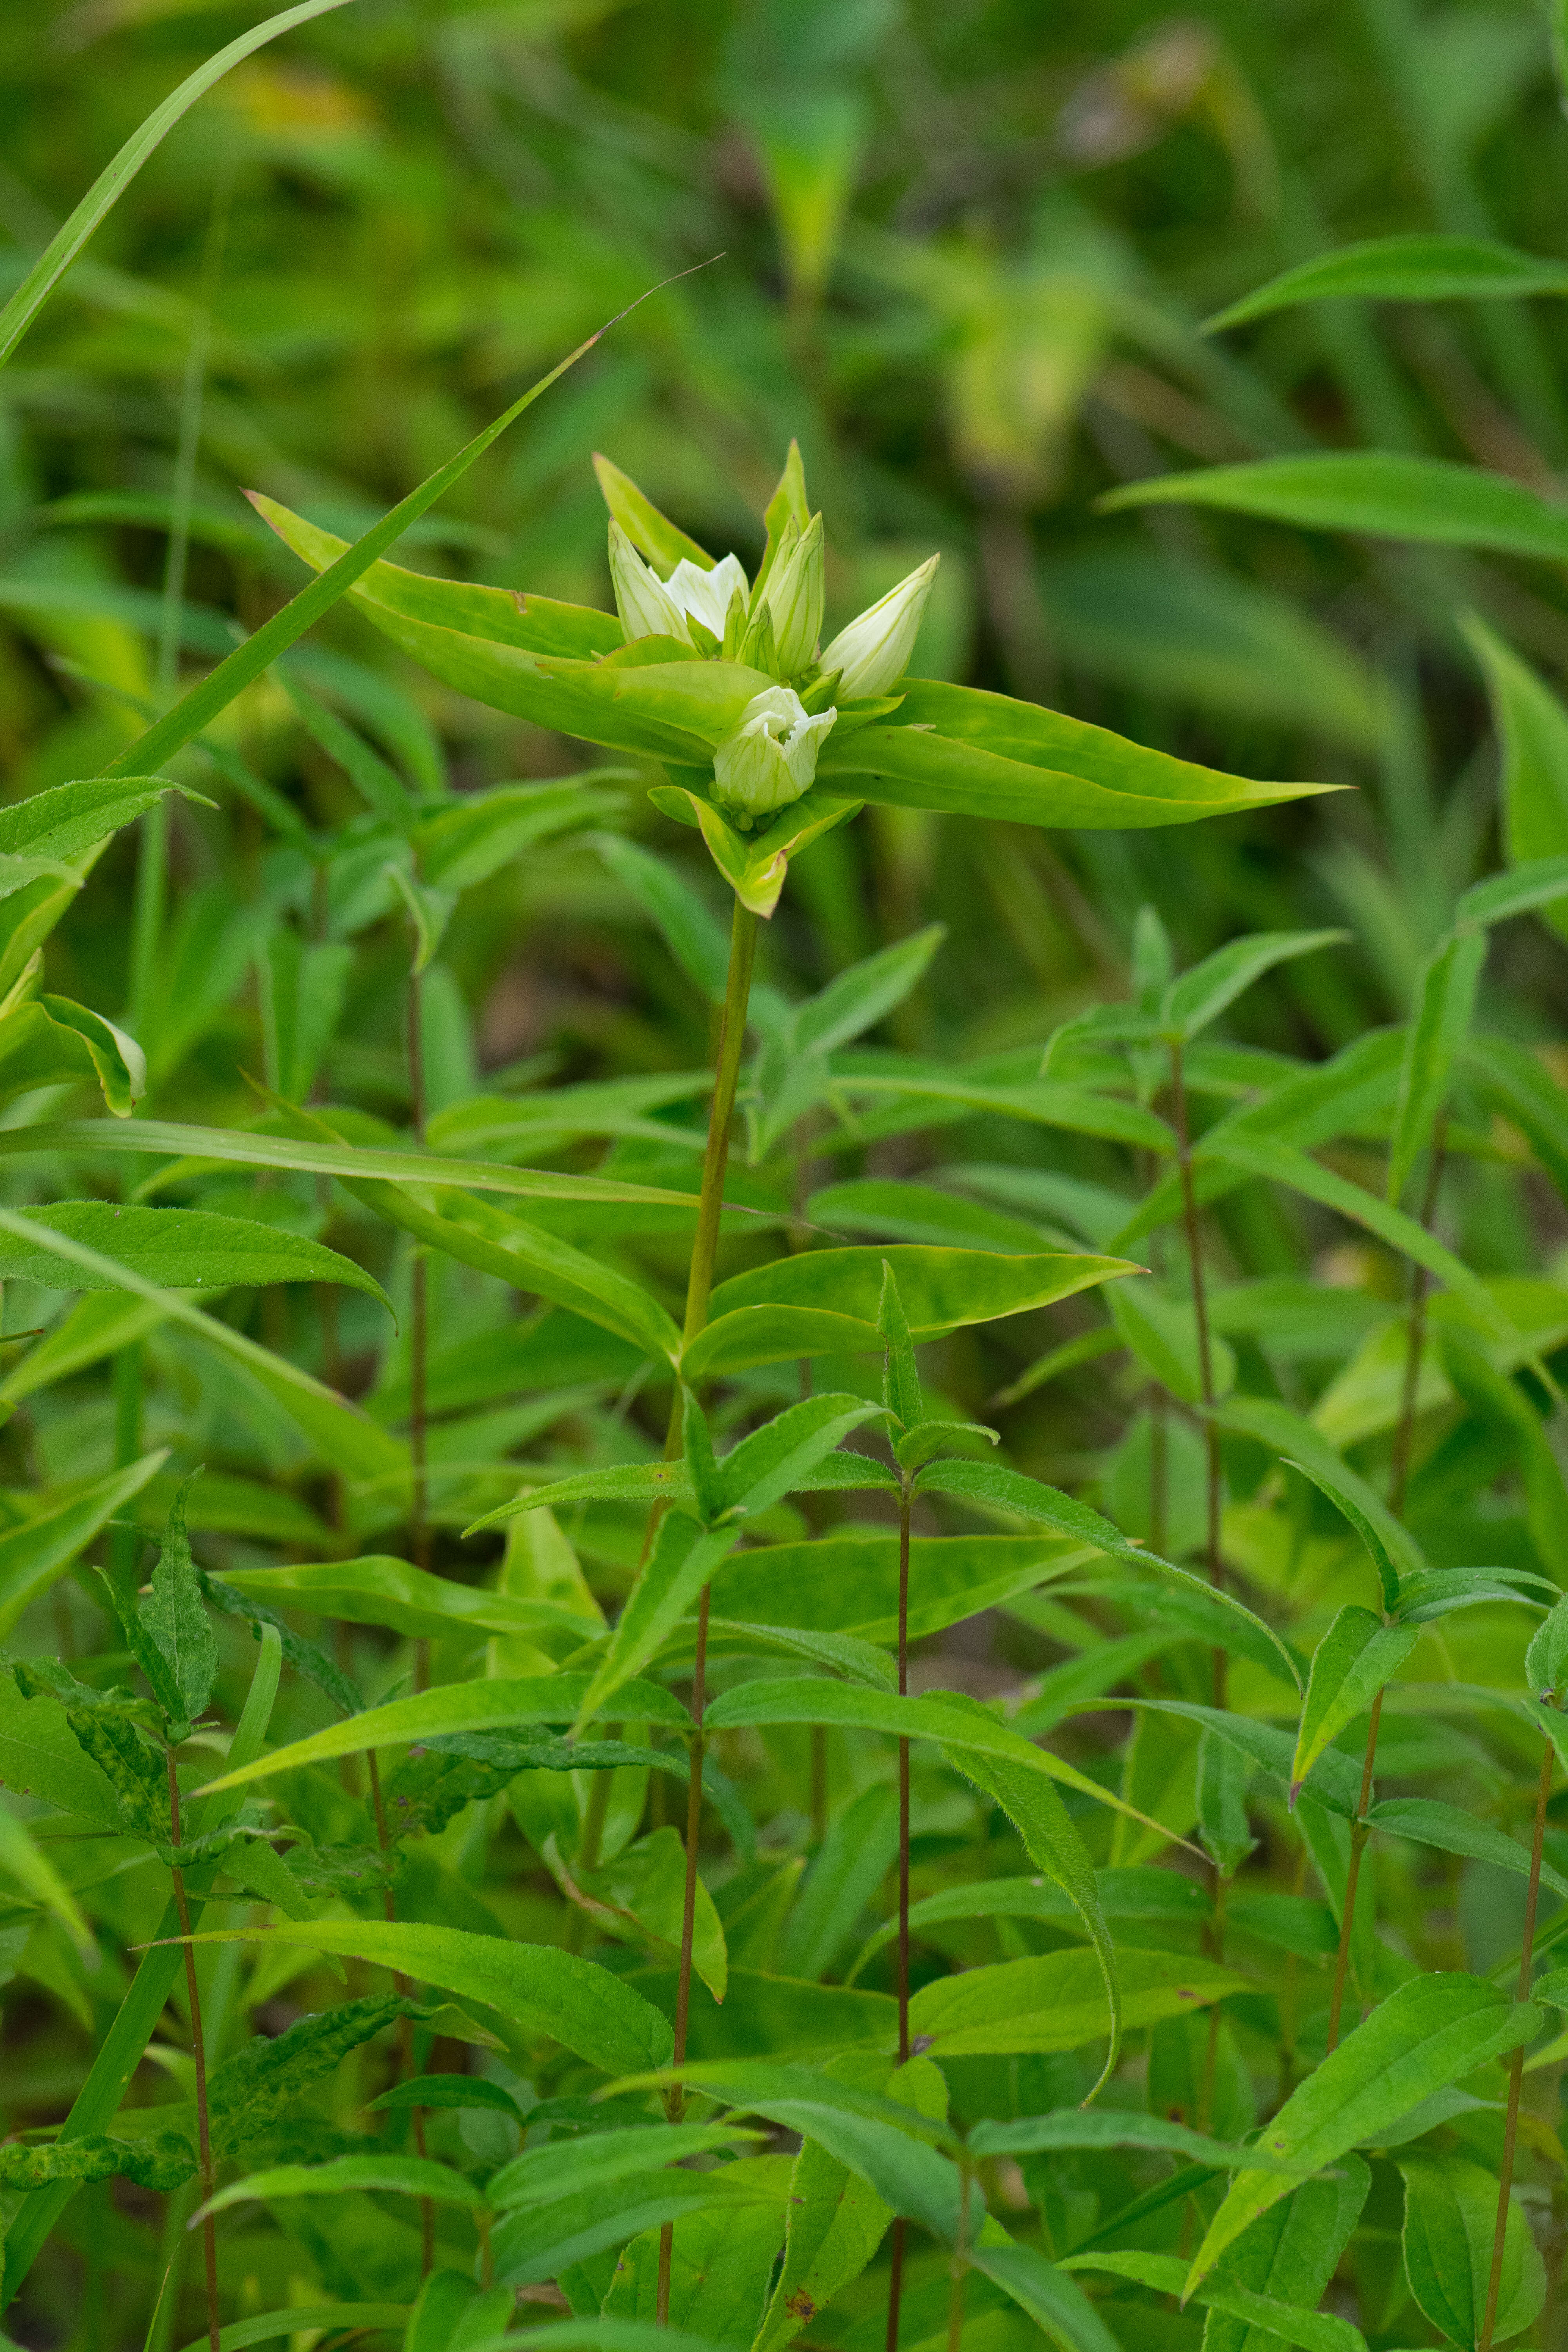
<box><xmin>13</xmin><ymin>4</ymin><xmax>1568</xmax><ymax>2350</ymax></box>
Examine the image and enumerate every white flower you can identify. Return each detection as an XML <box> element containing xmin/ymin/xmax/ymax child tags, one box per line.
<box><xmin>818</xmin><ymin>553</ymin><xmax>940</xmax><ymax>699</ymax></box>
<box><xmin>608</xmin><ymin>521</ymin><xmax>748</xmax><ymax>649</ymax></box>
<box><xmin>759</xmin><ymin>512</ymin><xmax>825</xmax><ymax>676</ymax></box>
<box><xmin>712</xmin><ymin>686</ymin><xmax>837</xmax><ymax>822</ymax></box>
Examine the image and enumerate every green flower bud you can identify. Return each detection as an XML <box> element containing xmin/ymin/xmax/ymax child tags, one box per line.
<box><xmin>760</xmin><ymin>512</ymin><xmax>825</xmax><ymax>677</ymax></box>
<box><xmin>711</xmin><ymin>686</ymin><xmax>837</xmax><ymax>822</ymax></box>
<box><xmin>818</xmin><ymin>553</ymin><xmax>940</xmax><ymax>699</ymax></box>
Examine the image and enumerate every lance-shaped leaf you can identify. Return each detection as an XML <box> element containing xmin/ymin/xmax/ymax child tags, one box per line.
<box><xmin>200</xmin><ymin>1569</ymin><xmax>362</xmax><ymax>1718</ymax></box>
<box><xmin>877</xmin><ymin>1260</ymin><xmax>922</xmax><ymax>1432</ymax></box>
<box><xmin>710</xmin><ymin>1528</ymin><xmax>1093</xmax><ymax>1649</ymax></box>
<box><xmin>1159</xmin><ymin>929</ymin><xmax>1346</xmax><ymax>1044</ymax></box>
<box><xmin>1185</xmin><ymin>1973</ymin><xmax>1540</xmax><ymax>2290</ymax></box>
<box><xmin>0</xmin><ymin>1203</ymin><xmax>392</xmax><ymax>1313</ymax></box>
<box><xmin>971</xmin><ymin>2112</ymin><xmax>1307</xmax><ymax>2174</ymax></box>
<box><xmin>1196</xmin><ymin>1728</ymin><xmax>1256</xmax><ymax>1880</ymax></box>
<box><xmin>139</xmin><ymin>1469</ymin><xmax>218</xmax><ymax>1727</ymax></box>
<box><xmin>218</xmin><ymin>1555</ymin><xmax>596</xmax><ymax>1647</ymax></box>
<box><xmin>944</xmin><ymin>1733</ymin><xmax>1121</xmax><ymax>2097</ymax></box>
<box><xmin>1367</xmin><ymin>1795</ymin><xmax>1568</xmax><ymax>1899</ymax></box>
<box><xmin>686</xmin><ymin>1245</ymin><xmax>1134</xmax><ymax>1382</ymax></box>
<box><xmin>0</xmin><ymin>1449</ymin><xmax>167</xmax><ymax>1640</ymax></box>
<box><xmin>903</xmin><ymin>1948</ymin><xmax>1243</xmax><ymax>2060</ymax></box>
<box><xmin>416</xmin><ymin>773</ymin><xmax>629</xmax><ymax>891</ymax></box>
<box><xmin>1280</xmin><ymin>1454</ymin><xmax>1405</xmax><ymax>1616</ymax></box>
<box><xmin>494</xmin><ymin>2167</ymin><xmax>788</xmax><ymax>2292</ymax></box>
<box><xmin>1063</xmin><ymin>2249</ymin><xmax>1365</xmax><ymax>2352</ymax></box>
<box><xmin>1399</xmin><ymin>2151</ymin><xmax>1546</xmax><ymax>2350</ymax></box>
<box><xmin>703</xmin><ymin>1679</ymin><xmax>1196</xmax><ymax>1848</ymax></box>
<box><xmin>195</xmin><ymin>2153</ymin><xmax>486</xmax><ymax>2224</ymax></box>
<box><xmin>1200</xmin><ymin>2163</ymin><xmax>1370</xmax><ymax>2352</ymax></box>
<box><xmin>913</xmin><ymin>1456</ymin><xmax>1301</xmax><ymax>1690</ymax></box>
<box><xmin>1528</xmin><ymin>1592</ymin><xmax>1568</xmax><ymax>1704</ymax></box>
<box><xmin>1465</xmin><ymin>616</ymin><xmax>1568</xmax><ymax>944</ymax></box>
<box><xmin>209</xmin><ymin>1993</ymin><xmax>440</xmax><ymax>2154</ymax></box>
<box><xmin>0</xmin><ymin>2132</ymin><xmax>195</xmax><ymax>2194</ymax></box>
<box><xmin>368</xmin><ymin>2073</ymin><xmax>527</xmax><ymax>2123</ymax></box>
<box><xmin>1386</xmin><ymin>928</ymin><xmax>1485</xmax><ymax>1206</ymax></box>
<box><xmin>1456</xmin><ymin>853</ymin><xmax>1568</xmax><ymax>931</ymax></box>
<box><xmin>195</xmin><ymin>1673</ymin><xmax>689</xmax><ymax>1800</ymax></box>
<box><xmin>0</xmin><ymin>1804</ymin><xmax>93</xmax><ymax>1953</ymax></box>
<box><xmin>1290</xmin><ymin>1608</ymin><xmax>1419</xmax><ymax>1804</ymax></box>
<box><xmin>488</xmin><ymin>2123</ymin><xmax>760</xmax><ymax>2212</ymax></box>
<box><xmin>1205</xmin><ymin>233</ymin><xmax>1568</xmax><ymax>331</ymax></box>
<box><xmin>969</xmin><ymin>2237</ymin><xmax>1123</xmax><ymax>2352</ymax></box>
<box><xmin>1103</xmin><ymin>451</ymin><xmax>1568</xmax><ymax>567</ymax></box>
<box><xmin>0</xmin><ymin>777</ymin><xmax>213</xmax><ymax>863</ymax></box>
<box><xmin>184</xmin><ymin>1918</ymin><xmax>674</xmax><ymax>2076</ymax></box>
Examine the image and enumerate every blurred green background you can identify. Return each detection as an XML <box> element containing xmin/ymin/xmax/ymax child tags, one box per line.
<box><xmin>3</xmin><ymin>0</ymin><xmax>1568</xmax><ymax>1090</ymax></box>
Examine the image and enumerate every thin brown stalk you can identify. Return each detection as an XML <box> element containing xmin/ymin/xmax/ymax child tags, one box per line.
<box><xmin>1169</xmin><ymin>1040</ymin><xmax>1224</xmax><ymax>1709</ymax></box>
<box><xmin>406</xmin><ymin>960</ymin><xmax>431</xmax><ymax>1690</ymax></box>
<box><xmin>885</xmin><ymin>1479</ymin><xmax>913</xmax><ymax>2352</ymax></box>
<box><xmin>1479</xmin><ymin>1736</ymin><xmax>1554</xmax><ymax>2352</ymax></box>
<box><xmin>366</xmin><ymin>1749</ymin><xmax>432</xmax><ymax>2273</ymax></box>
<box><xmin>654</xmin><ymin>896</ymin><xmax>758</xmax><ymax>2325</ymax></box>
<box><xmin>1325</xmin><ymin>1688</ymin><xmax>1385</xmax><ymax>2053</ymax></box>
<box><xmin>166</xmin><ymin>1749</ymin><xmax>218</xmax><ymax>2352</ymax></box>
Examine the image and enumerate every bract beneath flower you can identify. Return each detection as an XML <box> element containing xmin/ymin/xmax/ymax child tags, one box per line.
<box><xmin>711</xmin><ymin>686</ymin><xmax>837</xmax><ymax>823</ymax></box>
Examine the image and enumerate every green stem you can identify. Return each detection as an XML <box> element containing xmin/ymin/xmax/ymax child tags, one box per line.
<box><xmin>655</xmin><ymin>893</ymin><xmax>758</xmax><ymax>2329</ymax></box>
<box><xmin>1479</xmin><ymin>1735</ymin><xmax>1553</xmax><ymax>2352</ymax></box>
<box><xmin>1325</xmin><ymin>1688</ymin><xmax>1384</xmax><ymax>2053</ymax></box>
<box><xmin>165</xmin><ymin>1749</ymin><xmax>218</xmax><ymax>2352</ymax></box>
<box><xmin>1169</xmin><ymin>1040</ymin><xmax>1224</xmax><ymax>1710</ymax></box>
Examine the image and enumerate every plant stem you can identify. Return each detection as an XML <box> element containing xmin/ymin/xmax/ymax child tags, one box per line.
<box><xmin>1390</xmin><ymin>1126</ymin><xmax>1445</xmax><ymax>1517</ymax></box>
<box><xmin>1479</xmin><ymin>1735</ymin><xmax>1554</xmax><ymax>2352</ymax></box>
<box><xmin>885</xmin><ymin>1476</ymin><xmax>913</xmax><ymax>2352</ymax></box>
<box><xmin>366</xmin><ymin>1749</ymin><xmax>432</xmax><ymax>2274</ymax></box>
<box><xmin>165</xmin><ymin>1749</ymin><xmax>218</xmax><ymax>2352</ymax></box>
<box><xmin>406</xmin><ymin>958</ymin><xmax>431</xmax><ymax>1690</ymax></box>
<box><xmin>655</xmin><ymin>895</ymin><xmax>758</xmax><ymax>2328</ymax></box>
<box><xmin>1325</xmin><ymin>1689</ymin><xmax>1385</xmax><ymax>2053</ymax></box>
<box><xmin>1169</xmin><ymin>1040</ymin><xmax>1224</xmax><ymax>1710</ymax></box>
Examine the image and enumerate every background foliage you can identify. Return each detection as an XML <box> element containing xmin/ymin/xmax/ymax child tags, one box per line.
<box><xmin>9</xmin><ymin>2</ymin><xmax>1568</xmax><ymax>2350</ymax></box>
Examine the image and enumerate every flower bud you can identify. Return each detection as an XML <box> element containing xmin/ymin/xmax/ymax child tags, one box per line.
<box><xmin>818</xmin><ymin>553</ymin><xmax>939</xmax><ymax>700</ymax></box>
<box><xmin>712</xmin><ymin>686</ymin><xmax>837</xmax><ymax>822</ymax></box>
<box><xmin>760</xmin><ymin>512</ymin><xmax>825</xmax><ymax>677</ymax></box>
<box><xmin>608</xmin><ymin>520</ymin><xmax>690</xmax><ymax>645</ymax></box>
<box><xmin>664</xmin><ymin>552</ymin><xmax>749</xmax><ymax>644</ymax></box>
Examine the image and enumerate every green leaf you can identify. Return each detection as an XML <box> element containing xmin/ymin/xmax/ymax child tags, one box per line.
<box><xmin>1197</xmin><ymin>1728</ymin><xmax>1257</xmax><ymax>1881</ymax></box>
<box><xmin>1461</xmin><ymin>1031</ymin><xmax>1568</xmax><ymax>1202</ymax></box>
<box><xmin>1200</xmin><ymin>2162</ymin><xmax>1370</xmax><ymax>2352</ymax></box>
<box><xmin>189</xmin><ymin>1918</ymin><xmax>674</xmax><ymax>2076</ymax></box>
<box><xmin>593</xmin><ymin>833</ymin><xmax>732</xmax><ymax>1004</ymax></box>
<box><xmin>167</xmin><ymin>2310</ymin><xmax>410</xmax><ymax>2352</ymax></box>
<box><xmin>876</xmin><ymin>1259</ymin><xmax>922</xmax><ymax>1432</ymax></box>
<box><xmin>0</xmin><ymin>0</ymin><xmax>355</xmax><ymax>368</ymax></box>
<box><xmin>1214</xmin><ymin>1399</ymin><xmax>1421</xmax><ymax>1597</ymax></box>
<box><xmin>1465</xmin><ymin>616</ymin><xmax>1568</xmax><ymax>944</ymax></box>
<box><xmin>970</xmin><ymin>2111</ymin><xmax>1304</xmax><ymax>2173</ymax></box>
<box><xmin>1367</xmin><ymin>1795</ymin><xmax>1568</xmax><ymax>1899</ymax></box>
<box><xmin>493</xmin><ymin>2167</ymin><xmax>787</xmax><ymax>2291</ymax></box>
<box><xmin>0</xmin><ymin>777</ymin><xmax>211</xmax><ymax>863</ymax></box>
<box><xmin>1527</xmin><ymin>1592</ymin><xmax>1568</xmax><ymax>1702</ymax></box>
<box><xmin>711</xmin><ymin>1527</ymin><xmax>1093</xmax><ymax>1646</ymax></box>
<box><xmin>403</xmin><ymin>2274</ymin><xmax>514</xmax><ymax>2352</ymax></box>
<box><xmin>417</xmin><ymin>775</ymin><xmax>628</xmax><ymax>893</ymax></box>
<box><xmin>812</xmin><ymin>677</ymin><xmax>1339</xmax><ymax>829</ymax></box>
<box><xmin>1102</xmin><ymin>451</ymin><xmax>1568</xmax><ymax>567</ymax></box>
<box><xmin>195</xmin><ymin>1673</ymin><xmax>689</xmax><ymax>1800</ymax></box>
<box><xmin>196</xmin><ymin>2154</ymin><xmax>486</xmax><ymax>2223</ymax></box>
<box><xmin>1440</xmin><ymin>1329</ymin><xmax>1568</xmax><ymax>1576</ymax></box>
<box><xmin>1455</xmin><ymin>853</ymin><xmax>1568</xmax><ymax>931</ymax></box>
<box><xmin>92</xmin><ymin>1563</ymin><xmax>188</xmax><ymax>1736</ymax></box>
<box><xmin>200</xmin><ymin>1569</ymin><xmax>363</xmax><ymax>1719</ymax></box>
<box><xmin>0</xmin><ymin>1450</ymin><xmax>166</xmax><ymax>1640</ymax></box>
<box><xmin>1063</xmin><ymin>2250</ymin><xmax>1365</xmax><ymax>2352</ymax></box>
<box><xmin>0</xmin><ymin>2131</ymin><xmax>194</xmax><ymax>2193</ymax></box>
<box><xmin>209</xmin><ymin>1994</ymin><xmax>435</xmax><ymax>2156</ymax></box>
<box><xmin>140</xmin><ymin>1470</ymin><xmax>218</xmax><ymax>1726</ymax></box>
<box><xmin>0</xmin><ymin>1804</ymin><xmax>94</xmax><ymax>1953</ymax></box>
<box><xmin>688</xmin><ymin>1245</ymin><xmax>1134</xmax><ymax>1381</ymax></box>
<box><xmin>1107</xmin><ymin>1276</ymin><xmax>1233</xmax><ymax>1408</ymax></box>
<box><xmin>0</xmin><ymin>1115</ymin><xmax>716</xmax><ymax>1213</ymax></box>
<box><xmin>1205</xmin><ymin>233</ymin><xmax>1568</xmax><ymax>331</ymax></box>
<box><xmin>903</xmin><ymin>1947</ymin><xmax>1242</xmax><ymax>2059</ymax></box>
<box><xmin>780</xmin><ymin>1786</ymin><xmax>900</xmax><ymax>1983</ymax></box>
<box><xmin>572</xmin><ymin>1514</ymin><xmax>740</xmax><ymax>1727</ymax></box>
<box><xmin>715</xmin><ymin>1394</ymin><xmax>892</xmax><ymax>1521</ymax></box>
<box><xmin>1186</xmin><ymin>1973</ymin><xmax>1540</xmax><ymax>2290</ymax></box>
<box><xmin>1160</xmin><ymin>930</ymin><xmax>1346</xmax><ymax>1044</ymax></box>
<box><xmin>218</xmin><ymin>1557</ymin><xmax>595</xmax><ymax>1647</ymax></box>
<box><xmin>753</xmin><ymin>2054</ymin><xmax>945</xmax><ymax>2352</ymax></box>
<box><xmin>937</xmin><ymin>1727</ymin><xmax>1122</xmax><ymax>2096</ymax></box>
<box><xmin>1290</xmin><ymin>1608</ymin><xmax>1419</xmax><ymax>1802</ymax></box>
<box><xmin>912</xmin><ymin>1457</ymin><xmax>1302</xmax><ymax>1691</ymax></box>
<box><xmin>465</xmin><ymin>1462</ymin><xmax>693</xmax><ymax>1536</ymax></box>
<box><xmin>488</xmin><ymin>2123</ymin><xmax>756</xmax><ymax>2212</ymax></box>
<box><xmin>592</xmin><ymin>452</ymin><xmax>715</xmax><ymax>574</ymax></box>
<box><xmin>1399</xmin><ymin>2152</ymin><xmax>1545</xmax><ymax>2350</ymax></box>
<box><xmin>966</xmin><ymin>2235</ymin><xmax>1124</xmax><ymax>2352</ymax></box>
<box><xmin>1387</xmin><ymin>929</ymin><xmax>1486</xmax><ymax>1205</ymax></box>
